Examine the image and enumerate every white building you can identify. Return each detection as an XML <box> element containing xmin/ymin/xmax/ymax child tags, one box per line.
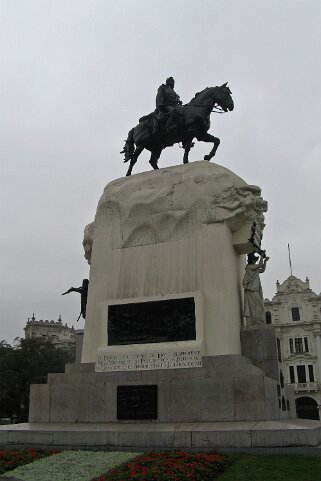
<box><xmin>264</xmin><ymin>275</ymin><xmax>321</xmax><ymax>420</ymax></box>
<box><xmin>24</xmin><ymin>314</ymin><xmax>76</xmax><ymax>349</ymax></box>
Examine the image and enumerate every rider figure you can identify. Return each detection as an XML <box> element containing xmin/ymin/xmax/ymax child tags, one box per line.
<box><xmin>153</xmin><ymin>77</ymin><xmax>182</xmax><ymax>134</ymax></box>
<box><xmin>156</xmin><ymin>77</ymin><xmax>182</xmax><ymax>111</ymax></box>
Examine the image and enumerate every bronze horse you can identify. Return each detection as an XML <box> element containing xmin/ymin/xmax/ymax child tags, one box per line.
<box><xmin>121</xmin><ymin>83</ymin><xmax>234</xmax><ymax>176</ymax></box>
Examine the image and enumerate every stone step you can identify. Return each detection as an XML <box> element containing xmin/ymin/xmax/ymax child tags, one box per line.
<box><xmin>0</xmin><ymin>419</ymin><xmax>321</xmax><ymax>449</ymax></box>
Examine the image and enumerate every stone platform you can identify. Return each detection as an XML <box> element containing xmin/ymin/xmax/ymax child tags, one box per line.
<box><xmin>20</xmin><ymin>163</ymin><xmax>313</xmax><ymax>449</ymax></box>
<box><xmin>29</xmin><ymin>356</ymin><xmax>294</xmax><ymax>424</ymax></box>
<box><xmin>1</xmin><ymin>419</ymin><xmax>321</xmax><ymax>449</ymax></box>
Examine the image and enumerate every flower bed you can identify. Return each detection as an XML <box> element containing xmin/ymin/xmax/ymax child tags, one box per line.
<box><xmin>2</xmin><ymin>450</ymin><xmax>139</xmax><ymax>481</ymax></box>
<box><xmin>92</xmin><ymin>450</ymin><xmax>231</xmax><ymax>481</ymax></box>
<box><xmin>0</xmin><ymin>448</ymin><xmax>60</xmax><ymax>474</ymax></box>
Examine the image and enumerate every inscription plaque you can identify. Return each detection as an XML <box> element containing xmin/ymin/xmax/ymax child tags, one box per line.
<box><xmin>117</xmin><ymin>385</ymin><xmax>157</xmax><ymax>420</ymax></box>
<box><xmin>96</xmin><ymin>348</ymin><xmax>202</xmax><ymax>372</ymax></box>
<box><xmin>108</xmin><ymin>297</ymin><xmax>196</xmax><ymax>346</ymax></box>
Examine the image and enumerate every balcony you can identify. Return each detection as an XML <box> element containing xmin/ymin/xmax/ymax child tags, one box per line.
<box><xmin>294</xmin><ymin>382</ymin><xmax>318</xmax><ymax>393</ymax></box>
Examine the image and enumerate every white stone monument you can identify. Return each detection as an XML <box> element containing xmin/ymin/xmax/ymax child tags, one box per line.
<box><xmin>82</xmin><ymin>161</ymin><xmax>267</xmax><ymax>368</ymax></box>
<box><xmin>17</xmin><ymin>160</ymin><xmax>321</xmax><ymax>450</ymax></box>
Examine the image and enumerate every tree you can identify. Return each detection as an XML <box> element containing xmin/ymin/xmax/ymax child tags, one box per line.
<box><xmin>0</xmin><ymin>338</ymin><xmax>74</xmax><ymax>422</ymax></box>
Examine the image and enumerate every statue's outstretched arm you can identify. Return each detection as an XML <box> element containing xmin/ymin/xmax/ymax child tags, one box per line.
<box><xmin>62</xmin><ymin>287</ymin><xmax>82</xmax><ymax>295</ymax></box>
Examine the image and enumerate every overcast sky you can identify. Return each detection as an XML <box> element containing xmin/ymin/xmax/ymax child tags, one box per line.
<box><xmin>1</xmin><ymin>0</ymin><xmax>320</xmax><ymax>342</ymax></box>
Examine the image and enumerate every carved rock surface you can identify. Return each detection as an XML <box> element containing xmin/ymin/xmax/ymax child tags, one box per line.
<box><xmin>82</xmin><ymin>161</ymin><xmax>268</xmax><ymax>362</ymax></box>
<box><xmin>83</xmin><ymin>222</ymin><xmax>95</xmax><ymax>265</ymax></box>
<box><xmin>84</xmin><ymin>161</ymin><xmax>267</xmax><ymax>263</ymax></box>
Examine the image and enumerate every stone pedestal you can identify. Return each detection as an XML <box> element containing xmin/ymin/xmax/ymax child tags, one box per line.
<box><xmin>29</xmin><ymin>356</ymin><xmax>294</xmax><ymax>424</ymax></box>
<box><xmin>82</xmin><ymin>161</ymin><xmax>267</xmax><ymax>364</ymax></box>
<box><xmin>23</xmin><ymin>161</ymin><xmax>303</xmax><ymax>445</ymax></box>
<box><xmin>240</xmin><ymin>325</ymin><xmax>293</xmax><ymax>414</ymax></box>
<box><xmin>241</xmin><ymin>326</ymin><xmax>280</xmax><ymax>380</ymax></box>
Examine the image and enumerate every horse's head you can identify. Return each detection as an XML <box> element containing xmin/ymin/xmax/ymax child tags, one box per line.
<box><xmin>214</xmin><ymin>83</ymin><xmax>234</xmax><ymax>112</ymax></box>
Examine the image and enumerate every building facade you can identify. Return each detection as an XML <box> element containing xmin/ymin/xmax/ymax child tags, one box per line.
<box><xmin>24</xmin><ymin>314</ymin><xmax>77</xmax><ymax>349</ymax></box>
<box><xmin>264</xmin><ymin>276</ymin><xmax>321</xmax><ymax>420</ymax></box>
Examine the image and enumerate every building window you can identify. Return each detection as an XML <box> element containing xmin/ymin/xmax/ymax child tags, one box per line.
<box><xmin>277</xmin><ymin>338</ymin><xmax>282</xmax><ymax>362</ymax></box>
<box><xmin>295</xmin><ymin>338</ymin><xmax>304</xmax><ymax>353</ymax></box>
<box><xmin>308</xmin><ymin>365</ymin><xmax>315</xmax><ymax>382</ymax></box>
<box><xmin>289</xmin><ymin>366</ymin><xmax>295</xmax><ymax>383</ymax></box>
<box><xmin>297</xmin><ymin>365</ymin><xmax>306</xmax><ymax>383</ymax></box>
<box><xmin>290</xmin><ymin>365</ymin><xmax>315</xmax><ymax>384</ymax></box>
<box><xmin>304</xmin><ymin>337</ymin><xmax>309</xmax><ymax>352</ymax></box>
<box><xmin>289</xmin><ymin>337</ymin><xmax>309</xmax><ymax>354</ymax></box>
<box><xmin>280</xmin><ymin>369</ymin><xmax>284</xmax><ymax>388</ymax></box>
<box><xmin>291</xmin><ymin>307</ymin><xmax>300</xmax><ymax>321</ymax></box>
<box><xmin>265</xmin><ymin>311</ymin><xmax>272</xmax><ymax>324</ymax></box>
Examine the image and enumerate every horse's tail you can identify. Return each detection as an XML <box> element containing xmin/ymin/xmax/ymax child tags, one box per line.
<box><xmin>120</xmin><ymin>128</ymin><xmax>135</xmax><ymax>163</ymax></box>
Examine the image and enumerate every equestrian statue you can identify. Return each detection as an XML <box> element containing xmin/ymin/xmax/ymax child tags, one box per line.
<box><xmin>120</xmin><ymin>77</ymin><xmax>234</xmax><ymax>176</ymax></box>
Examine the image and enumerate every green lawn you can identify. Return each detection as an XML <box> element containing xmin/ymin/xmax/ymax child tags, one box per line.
<box><xmin>219</xmin><ymin>454</ymin><xmax>321</xmax><ymax>481</ymax></box>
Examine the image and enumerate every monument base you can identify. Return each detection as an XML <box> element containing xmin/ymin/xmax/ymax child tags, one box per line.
<box><xmin>28</xmin><ymin>355</ymin><xmax>293</xmax><ymax>424</ymax></box>
<box><xmin>241</xmin><ymin>325</ymin><xmax>280</xmax><ymax>380</ymax></box>
<box><xmin>14</xmin><ymin>162</ymin><xmax>317</xmax><ymax>449</ymax></box>
<box><xmin>1</xmin><ymin>419</ymin><xmax>321</xmax><ymax>449</ymax></box>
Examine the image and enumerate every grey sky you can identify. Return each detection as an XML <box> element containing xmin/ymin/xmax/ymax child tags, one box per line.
<box><xmin>1</xmin><ymin>0</ymin><xmax>321</xmax><ymax>342</ymax></box>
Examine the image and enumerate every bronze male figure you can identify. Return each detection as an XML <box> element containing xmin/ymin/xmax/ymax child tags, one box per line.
<box><xmin>121</xmin><ymin>79</ymin><xmax>234</xmax><ymax>176</ymax></box>
<box><xmin>62</xmin><ymin>279</ymin><xmax>89</xmax><ymax>321</ymax></box>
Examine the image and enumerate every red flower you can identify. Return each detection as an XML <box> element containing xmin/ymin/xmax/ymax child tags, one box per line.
<box><xmin>91</xmin><ymin>450</ymin><xmax>230</xmax><ymax>480</ymax></box>
<box><xmin>0</xmin><ymin>448</ymin><xmax>61</xmax><ymax>475</ymax></box>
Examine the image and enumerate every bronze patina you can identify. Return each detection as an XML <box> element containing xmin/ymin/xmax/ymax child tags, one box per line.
<box><xmin>121</xmin><ymin>78</ymin><xmax>234</xmax><ymax>176</ymax></box>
